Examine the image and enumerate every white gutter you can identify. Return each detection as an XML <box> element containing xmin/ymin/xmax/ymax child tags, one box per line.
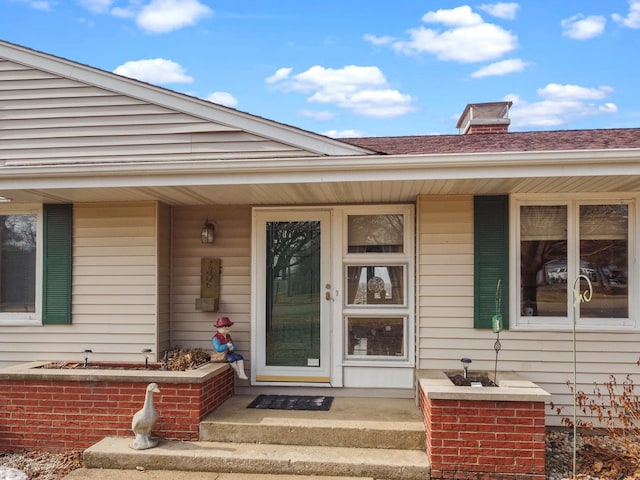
<box><xmin>0</xmin><ymin>148</ymin><xmax>639</xmax><ymax>190</ymax></box>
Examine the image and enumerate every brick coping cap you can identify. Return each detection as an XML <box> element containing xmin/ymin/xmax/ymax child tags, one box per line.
<box><xmin>417</xmin><ymin>369</ymin><xmax>551</xmax><ymax>402</ymax></box>
<box><xmin>0</xmin><ymin>361</ymin><xmax>229</xmax><ymax>384</ymax></box>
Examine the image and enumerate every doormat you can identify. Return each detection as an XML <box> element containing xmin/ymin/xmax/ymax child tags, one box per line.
<box><xmin>247</xmin><ymin>394</ymin><xmax>333</xmax><ymax>411</ymax></box>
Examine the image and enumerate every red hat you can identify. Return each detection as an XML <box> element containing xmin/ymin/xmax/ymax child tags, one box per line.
<box><xmin>214</xmin><ymin>316</ymin><xmax>233</xmax><ymax>328</ymax></box>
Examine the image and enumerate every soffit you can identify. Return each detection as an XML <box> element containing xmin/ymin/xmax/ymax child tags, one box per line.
<box><xmin>3</xmin><ymin>175</ymin><xmax>640</xmax><ymax>206</ymax></box>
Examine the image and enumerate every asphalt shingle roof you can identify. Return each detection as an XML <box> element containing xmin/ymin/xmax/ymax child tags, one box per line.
<box><xmin>340</xmin><ymin>128</ymin><xmax>640</xmax><ymax>155</ymax></box>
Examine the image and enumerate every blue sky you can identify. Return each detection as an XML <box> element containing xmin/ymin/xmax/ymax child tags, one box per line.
<box><xmin>3</xmin><ymin>0</ymin><xmax>640</xmax><ymax>137</ymax></box>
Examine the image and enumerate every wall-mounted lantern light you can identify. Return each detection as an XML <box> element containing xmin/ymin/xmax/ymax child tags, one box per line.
<box><xmin>201</xmin><ymin>218</ymin><xmax>217</xmax><ymax>244</ymax></box>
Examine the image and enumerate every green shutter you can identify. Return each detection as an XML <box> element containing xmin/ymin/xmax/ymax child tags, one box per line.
<box><xmin>43</xmin><ymin>204</ymin><xmax>72</xmax><ymax>325</ymax></box>
<box><xmin>474</xmin><ymin>195</ymin><xmax>509</xmax><ymax>329</ymax></box>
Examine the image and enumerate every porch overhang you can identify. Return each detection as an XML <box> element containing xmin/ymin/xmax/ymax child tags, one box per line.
<box><xmin>1</xmin><ymin>148</ymin><xmax>639</xmax><ymax>205</ymax></box>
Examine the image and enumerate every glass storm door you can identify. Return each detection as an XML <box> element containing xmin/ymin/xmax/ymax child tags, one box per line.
<box><xmin>254</xmin><ymin>210</ymin><xmax>331</xmax><ymax>384</ymax></box>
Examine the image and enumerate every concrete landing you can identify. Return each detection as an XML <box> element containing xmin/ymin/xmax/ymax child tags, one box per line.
<box><xmin>200</xmin><ymin>395</ymin><xmax>426</xmax><ymax>449</ymax></box>
<box><xmin>83</xmin><ymin>436</ymin><xmax>430</xmax><ymax>480</ymax></box>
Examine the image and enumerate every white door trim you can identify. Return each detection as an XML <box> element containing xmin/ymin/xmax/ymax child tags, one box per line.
<box><xmin>251</xmin><ymin>208</ymin><xmax>333</xmax><ymax>386</ymax></box>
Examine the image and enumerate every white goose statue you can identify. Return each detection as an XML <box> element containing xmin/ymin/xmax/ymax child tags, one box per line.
<box><xmin>130</xmin><ymin>382</ymin><xmax>161</xmax><ymax>450</ymax></box>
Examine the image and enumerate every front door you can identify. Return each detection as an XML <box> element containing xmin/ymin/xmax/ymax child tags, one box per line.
<box><xmin>253</xmin><ymin>210</ymin><xmax>332</xmax><ymax>384</ymax></box>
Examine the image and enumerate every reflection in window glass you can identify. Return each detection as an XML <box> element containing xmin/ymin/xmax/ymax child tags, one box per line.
<box><xmin>346</xmin><ymin>266</ymin><xmax>404</xmax><ymax>305</ymax></box>
<box><xmin>348</xmin><ymin>215</ymin><xmax>403</xmax><ymax>253</ymax></box>
<box><xmin>265</xmin><ymin>221</ymin><xmax>321</xmax><ymax>367</ymax></box>
<box><xmin>0</xmin><ymin>214</ymin><xmax>37</xmax><ymax>313</ymax></box>
<box><xmin>347</xmin><ymin>317</ymin><xmax>404</xmax><ymax>357</ymax></box>
<box><xmin>579</xmin><ymin>205</ymin><xmax>628</xmax><ymax>318</ymax></box>
<box><xmin>520</xmin><ymin>205</ymin><xmax>567</xmax><ymax>317</ymax></box>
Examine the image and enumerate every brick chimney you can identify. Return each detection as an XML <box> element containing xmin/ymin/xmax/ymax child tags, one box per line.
<box><xmin>456</xmin><ymin>101</ymin><xmax>512</xmax><ymax>134</ymax></box>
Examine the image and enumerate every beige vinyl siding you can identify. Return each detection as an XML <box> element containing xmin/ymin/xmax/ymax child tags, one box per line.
<box><xmin>0</xmin><ymin>59</ymin><xmax>317</xmax><ymax>165</ymax></box>
<box><xmin>171</xmin><ymin>205</ymin><xmax>252</xmax><ymax>370</ymax></box>
<box><xmin>0</xmin><ymin>201</ymin><xmax>161</xmax><ymax>367</ymax></box>
<box><xmin>417</xmin><ymin>194</ymin><xmax>640</xmax><ymax>426</ymax></box>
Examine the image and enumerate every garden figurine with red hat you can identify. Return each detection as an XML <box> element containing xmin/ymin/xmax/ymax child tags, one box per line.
<box><xmin>212</xmin><ymin>316</ymin><xmax>248</xmax><ymax>380</ymax></box>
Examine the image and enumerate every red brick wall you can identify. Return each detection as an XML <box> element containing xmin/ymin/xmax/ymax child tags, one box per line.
<box><xmin>419</xmin><ymin>387</ymin><xmax>546</xmax><ymax>479</ymax></box>
<box><xmin>466</xmin><ymin>124</ymin><xmax>509</xmax><ymax>134</ymax></box>
<box><xmin>0</xmin><ymin>368</ymin><xmax>234</xmax><ymax>451</ymax></box>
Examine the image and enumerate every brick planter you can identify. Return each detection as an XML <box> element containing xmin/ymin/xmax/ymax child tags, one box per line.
<box><xmin>417</xmin><ymin>370</ymin><xmax>550</xmax><ymax>480</ymax></box>
<box><xmin>0</xmin><ymin>362</ymin><xmax>234</xmax><ymax>451</ymax></box>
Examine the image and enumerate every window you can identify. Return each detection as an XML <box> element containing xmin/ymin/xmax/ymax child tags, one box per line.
<box><xmin>343</xmin><ymin>206</ymin><xmax>413</xmax><ymax>361</ymax></box>
<box><xmin>346</xmin><ymin>265</ymin><xmax>405</xmax><ymax>305</ymax></box>
<box><xmin>347</xmin><ymin>214</ymin><xmax>403</xmax><ymax>253</ymax></box>
<box><xmin>0</xmin><ymin>204</ymin><xmax>72</xmax><ymax>325</ymax></box>
<box><xmin>514</xmin><ymin>198</ymin><xmax>633</xmax><ymax>329</ymax></box>
<box><xmin>347</xmin><ymin>317</ymin><xmax>405</xmax><ymax>357</ymax></box>
<box><xmin>0</xmin><ymin>212</ymin><xmax>37</xmax><ymax>315</ymax></box>
<box><xmin>0</xmin><ymin>206</ymin><xmax>41</xmax><ymax>323</ymax></box>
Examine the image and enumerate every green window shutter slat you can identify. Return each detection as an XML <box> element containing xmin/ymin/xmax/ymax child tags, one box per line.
<box><xmin>474</xmin><ymin>195</ymin><xmax>509</xmax><ymax>329</ymax></box>
<box><xmin>43</xmin><ymin>204</ymin><xmax>72</xmax><ymax>325</ymax></box>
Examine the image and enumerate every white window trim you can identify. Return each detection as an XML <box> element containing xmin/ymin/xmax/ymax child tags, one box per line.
<box><xmin>0</xmin><ymin>204</ymin><xmax>43</xmax><ymax>326</ymax></box>
<box><xmin>339</xmin><ymin>205</ymin><xmax>415</xmax><ymax>365</ymax></box>
<box><xmin>511</xmin><ymin>194</ymin><xmax>637</xmax><ymax>331</ymax></box>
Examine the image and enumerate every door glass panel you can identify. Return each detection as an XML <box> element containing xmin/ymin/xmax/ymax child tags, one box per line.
<box><xmin>265</xmin><ymin>221</ymin><xmax>321</xmax><ymax>367</ymax></box>
<box><xmin>346</xmin><ymin>265</ymin><xmax>404</xmax><ymax>305</ymax></box>
<box><xmin>579</xmin><ymin>204</ymin><xmax>628</xmax><ymax>318</ymax></box>
<box><xmin>348</xmin><ymin>214</ymin><xmax>403</xmax><ymax>253</ymax></box>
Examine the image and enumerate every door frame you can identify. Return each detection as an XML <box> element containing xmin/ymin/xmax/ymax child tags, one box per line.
<box><xmin>251</xmin><ymin>208</ymin><xmax>334</xmax><ymax>386</ymax></box>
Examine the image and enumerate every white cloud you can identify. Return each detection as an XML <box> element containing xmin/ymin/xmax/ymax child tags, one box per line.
<box><xmin>111</xmin><ymin>5</ymin><xmax>136</xmax><ymax>18</ymax></box>
<box><xmin>600</xmin><ymin>103</ymin><xmax>619</xmax><ymax>113</ymax></box>
<box><xmin>507</xmin><ymin>84</ymin><xmax>617</xmax><ymax>128</ymax></box>
<box><xmin>74</xmin><ymin>0</ymin><xmax>212</xmax><ymax>33</ymax></box>
<box><xmin>471</xmin><ymin>58</ymin><xmax>529</xmax><ymax>78</ymax></box>
<box><xmin>388</xmin><ymin>6</ymin><xmax>517</xmax><ymax>62</ymax></box>
<box><xmin>478</xmin><ymin>3</ymin><xmax>519</xmax><ymax>20</ymax></box>
<box><xmin>267</xmin><ymin>65</ymin><xmax>414</xmax><ymax>118</ymax></box>
<box><xmin>322</xmin><ymin>129</ymin><xmax>365</xmax><ymax>138</ymax></box>
<box><xmin>363</xmin><ymin>33</ymin><xmax>395</xmax><ymax>46</ymax></box>
<box><xmin>265</xmin><ymin>67</ymin><xmax>292</xmax><ymax>84</ymax></box>
<box><xmin>612</xmin><ymin>0</ymin><xmax>640</xmax><ymax>28</ymax></box>
<box><xmin>206</xmin><ymin>92</ymin><xmax>238</xmax><ymax>108</ymax></box>
<box><xmin>298</xmin><ymin>110</ymin><xmax>336</xmax><ymax>121</ymax></box>
<box><xmin>136</xmin><ymin>0</ymin><xmax>212</xmax><ymax>34</ymax></box>
<box><xmin>561</xmin><ymin>14</ymin><xmax>606</xmax><ymax>39</ymax></box>
<box><xmin>14</xmin><ymin>0</ymin><xmax>53</xmax><ymax>10</ymax></box>
<box><xmin>113</xmin><ymin>58</ymin><xmax>194</xmax><ymax>84</ymax></box>
<box><xmin>77</xmin><ymin>0</ymin><xmax>112</xmax><ymax>14</ymax></box>
<box><xmin>422</xmin><ymin>5</ymin><xmax>483</xmax><ymax>26</ymax></box>
<box><xmin>537</xmin><ymin>83</ymin><xmax>613</xmax><ymax>100</ymax></box>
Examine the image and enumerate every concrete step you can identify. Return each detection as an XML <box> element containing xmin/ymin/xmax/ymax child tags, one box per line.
<box><xmin>84</xmin><ymin>437</ymin><xmax>430</xmax><ymax>480</ymax></box>
<box><xmin>64</xmin><ymin>468</ymin><xmax>379</xmax><ymax>480</ymax></box>
<box><xmin>199</xmin><ymin>395</ymin><xmax>426</xmax><ymax>450</ymax></box>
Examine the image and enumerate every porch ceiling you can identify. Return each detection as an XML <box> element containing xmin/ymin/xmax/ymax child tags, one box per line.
<box><xmin>3</xmin><ymin>174</ymin><xmax>640</xmax><ymax>205</ymax></box>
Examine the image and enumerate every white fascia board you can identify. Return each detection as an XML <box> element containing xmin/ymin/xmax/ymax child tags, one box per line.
<box><xmin>0</xmin><ymin>149</ymin><xmax>639</xmax><ymax>190</ymax></box>
<box><xmin>0</xmin><ymin>41</ymin><xmax>370</xmax><ymax>157</ymax></box>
